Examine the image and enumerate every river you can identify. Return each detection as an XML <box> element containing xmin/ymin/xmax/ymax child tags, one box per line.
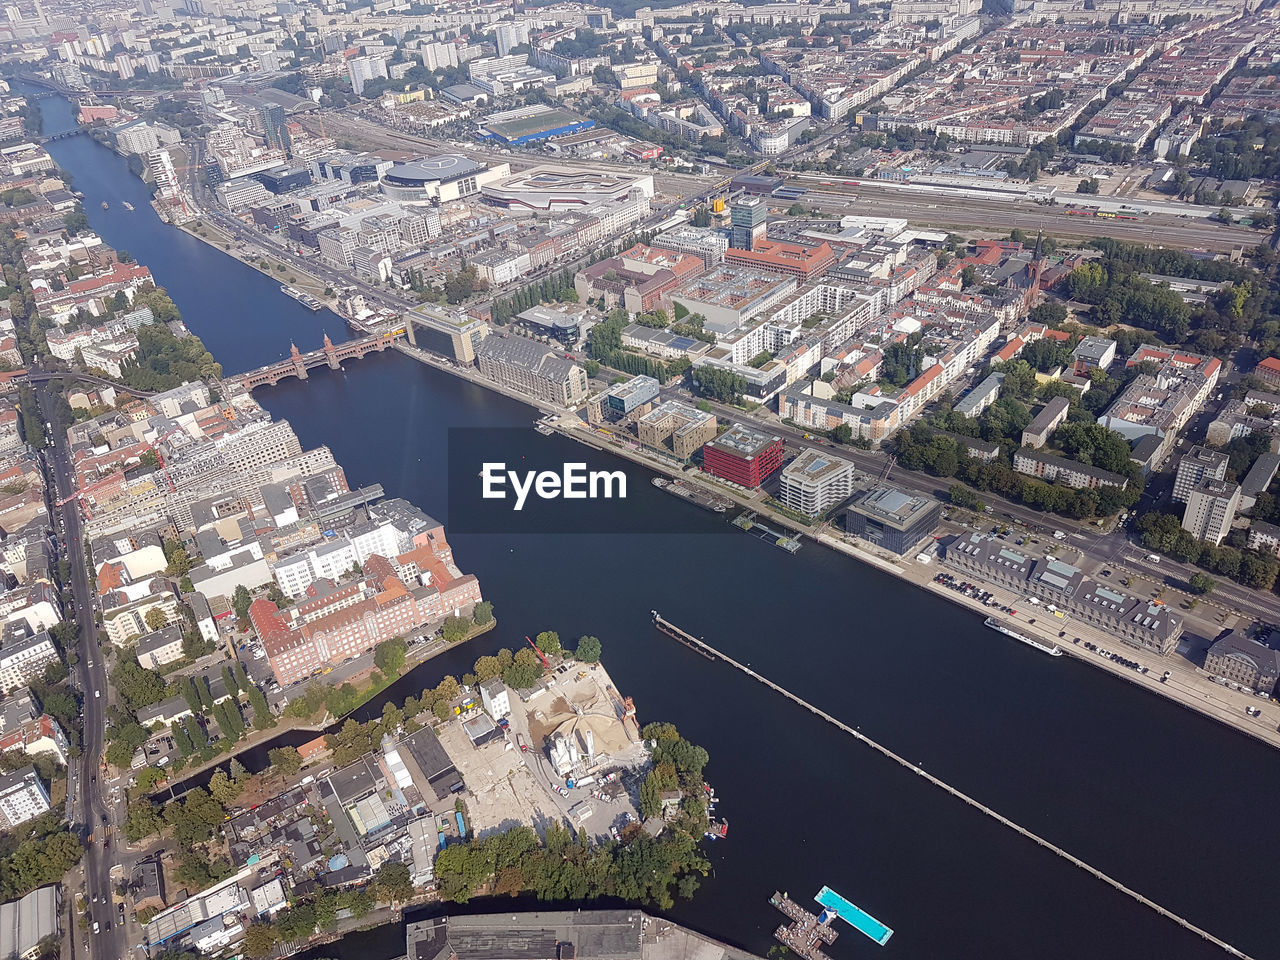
<box><xmin>29</xmin><ymin>89</ymin><xmax>1280</xmax><ymax>960</ymax></box>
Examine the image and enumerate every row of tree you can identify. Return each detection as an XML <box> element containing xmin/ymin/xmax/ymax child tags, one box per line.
<box><xmin>1136</xmin><ymin>512</ymin><xmax>1280</xmax><ymax>591</ymax></box>
<box><xmin>490</xmin><ymin>269</ymin><xmax>577</xmax><ymax>324</ymax></box>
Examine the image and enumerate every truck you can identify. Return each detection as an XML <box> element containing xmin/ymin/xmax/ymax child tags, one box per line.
<box><xmin>1146</xmin><ymin>554</ymin><xmax>1160</xmax><ymax>563</ymax></box>
<box><xmin>516</xmin><ymin>733</ymin><xmax>527</xmax><ymax>752</ymax></box>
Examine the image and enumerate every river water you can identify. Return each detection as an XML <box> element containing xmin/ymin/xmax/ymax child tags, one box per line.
<box><xmin>31</xmin><ymin>90</ymin><xmax>1280</xmax><ymax>960</ymax></box>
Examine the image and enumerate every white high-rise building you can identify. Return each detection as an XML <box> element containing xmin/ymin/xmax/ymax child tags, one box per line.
<box><xmin>495</xmin><ymin>21</ymin><xmax>530</xmax><ymax>56</ymax></box>
<box><xmin>145</xmin><ymin>148</ymin><xmax>178</xmax><ymax>196</ymax></box>
<box><xmin>347</xmin><ymin>54</ymin><xmax>388</xmax><ymax>96</ymax></box>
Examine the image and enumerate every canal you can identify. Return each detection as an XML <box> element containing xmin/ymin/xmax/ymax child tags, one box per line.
<box><xmin>30</xmin><ymin>90</ymin><xmax>1280</xmax><ymax>960</ymax></box>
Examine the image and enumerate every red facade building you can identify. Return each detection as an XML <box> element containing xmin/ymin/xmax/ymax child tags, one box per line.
<box><xmin>701</xmin><ymin>423</ymin><xmax>784</xmax><ymax>489</ymax></box>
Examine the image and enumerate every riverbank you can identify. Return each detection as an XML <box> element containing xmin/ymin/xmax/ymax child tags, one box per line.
<box><xmin>548</xmin><ymin>415</ymin><xmax>1280</xmax><ymax>751</ymax></box>
<box><xmin>175</xmin><ymin>218</ymin><xmax>337</xmax><ymax>305</ymax></box>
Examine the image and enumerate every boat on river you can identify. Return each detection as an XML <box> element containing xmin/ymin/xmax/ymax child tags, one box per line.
<box><xmin>984</xmin><ymin>616</ymin><xmax>1062</xmax><ymax>657</ymax></box>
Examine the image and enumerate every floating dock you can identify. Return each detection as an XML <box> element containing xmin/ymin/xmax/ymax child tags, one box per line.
<box><xmin>770</xmin><ymin>891</ymin><xmax>836</xmax><ymax>960</ymax></box>
<box><xmin>653</xmin><ymin>476</ymin><xmax>733</xmax><ymax>513</ymax></box>
<box><xmin>733</xmin><ymin>511</ymin><xmax>801</xmax><ymax>553</ymax></box>
<box><xmin>815</xmin><ymin>885</ymin><xmax>893</xmax><ymax>947</ymax></box>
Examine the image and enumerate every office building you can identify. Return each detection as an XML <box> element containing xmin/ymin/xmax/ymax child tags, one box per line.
<box><xmin>479</xmin><ymin>677</ymin><xmax>510</xmax><ymax>719</ymax></box>
<box><xmin>943</xmin><ymin>534</ymin><xmax>1183</xmax><ymax>655</ymax></box>
<box><xmin>257</xmin><ymin>102</ymin><xmax>290</xmax><ymax>155</ymax></box>
<box><xmin>605</xmin><ymin>375</ymin><xmax>660</xmax><ymax>417</ymax></box>
<box><xmin>406</xmin><ymin>305</ymin><xmax>489</xmax><ymax>363</ymax></box>
<box><xmin>636</xmin><ymin>401</ymin><xmax>718</xmax><ymax>459</ymax></box>
<box><xmin>1182</xmin><ymin>478</ymin><xmax>1241</xmax><ymax>546</ymax></box>
<box><xmin>1173</xmin><ymin>445</ymin><xmax>1229</xmax><ymax>504</ymax></box>
<box><xmin>0</xmin><ymin>767</ymin><xmax>48</xmax><ymax>827</ymax></box>
<box><xmin>702</xmin><ymin>424</ymin><xmax>784</xmax><ymax>489</ymax></box>
<box><xmin>730</xmin><ymin>197</ymin><xmax>767</xmax><ymax>251</ymax></box>
<box><xmin>845</xmin><ymin>485</ymin><xmax>941</xmax><ymax>556</ymax></box>
<box><xmin>1204</xmin><ymin>630</ymin><xmax>1280</xmax><ymax>696</ymax></box>
<box><xmin>779</xmin><ymin>449</ymin><xmax>858</xmax><ymax>516</ymax></box>
<box><xmin>475</xmin><ymin>336</ymin><xmax>589</xmax><ymax>407</ymax></box>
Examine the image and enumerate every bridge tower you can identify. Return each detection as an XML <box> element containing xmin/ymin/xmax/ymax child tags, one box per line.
<box><xmin>323</xmin><ymin>333</ymin><xmax>340</xmax><ymax>370</ymax></box>
<box><xmin>289</xmin><ymin>341</ymin><xmax>309</xmax><ymax>380</ymax></box>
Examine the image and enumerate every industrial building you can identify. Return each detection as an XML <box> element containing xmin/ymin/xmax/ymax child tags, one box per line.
<box><xmin>0</xmin><ymin>886</ymin><xmax>60</xmax><ymax>960</ymax></box>
<box><xmin>702</xmin><ymin>424</ymin><xmax>784</xmax><ymax>489</ymax></box>
<box><xmin>942</xmin><ymin>534</ymin><xmax>1184</xmax><ymax>655</ymax></box>
<box><xmin>845</xmin><ymin>485</ymin><xmax>941</xmax><ymax>556</ymax></box>
<box><xmin>779</xmin><ymin>450</ymin><xmax>858</xmax><ymax>517</ymax></box>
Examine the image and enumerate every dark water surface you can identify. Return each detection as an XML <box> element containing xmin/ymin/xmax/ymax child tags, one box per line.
<box><xmin>32</xmin><ymin>89</ymin><xmax>1280</xmax><ymax>960</ymax></box>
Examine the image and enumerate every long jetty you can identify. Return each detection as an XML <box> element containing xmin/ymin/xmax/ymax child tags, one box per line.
<box><xmin>652</xmin><ymin>612</ymin><xmax>1255</xmax><ymax>960</ymax></box>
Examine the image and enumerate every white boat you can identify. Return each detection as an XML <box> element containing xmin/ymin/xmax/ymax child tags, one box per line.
<box><xmin>984</xmin><ymin>617</ymin><xmax>1062</xmax><ymax>657</ymax></box>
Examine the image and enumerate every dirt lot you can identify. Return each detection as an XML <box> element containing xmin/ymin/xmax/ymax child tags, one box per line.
<box><xmin>437</xmin><ymin>721</ymin><xmax>563</xmax><ymax>838</ymax></box>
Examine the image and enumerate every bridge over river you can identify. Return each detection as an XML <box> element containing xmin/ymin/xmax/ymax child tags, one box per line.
<box><xmin>237</xmin><ymin>330</ymin><xmax>405</xmax><ymax>391</ymax></box>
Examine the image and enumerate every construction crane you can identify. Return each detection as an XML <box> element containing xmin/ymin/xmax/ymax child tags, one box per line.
<box><xmin>525</xmin><ymin>635</ymin><xmax>549</xmax><ymax>669</ymax></box>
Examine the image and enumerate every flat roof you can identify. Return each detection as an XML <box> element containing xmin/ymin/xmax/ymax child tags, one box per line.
<box><xmin>706</xmin><ymin>423</ymin><xmax>780</xmax><ymax>459</ymax></box>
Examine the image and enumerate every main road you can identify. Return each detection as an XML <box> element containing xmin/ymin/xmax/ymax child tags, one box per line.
<box><xmin>37</xmin><ymin>381</ymin><xmax>127</xmax><ymax>960</ymax></box>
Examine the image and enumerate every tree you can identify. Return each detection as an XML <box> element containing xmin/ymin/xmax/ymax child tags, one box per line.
<box><xmin>248</xmin><ymin>686</ymin><xmax>273</xmax><ymax>730</ymax></box>
<box><xmin>473</xmin><ymin>601</ymin><xmax>494</xmax><ymax>625</ymax></box>
<box><xmin>374</xmin><ymin>861</ymin><xmax>414</xmax><ymax>902</ymax></box>
<box><xmin>110</xmin><ymin>661</ymin><xmax>166</xmax><ymax>711</ymax></box>
<box><xmin>268</xmin><ymin>746</ymin><xmax>303</xmax><ymax>775</ymax></box>
<box><xmin>144</xmin><ymin>608</ymin><xmax>168</xmax><ymax>633</ymax></box>
<box><xmin>208</xmin><ymin>770</ymin><xmax>242</xmax><ymax>806</ymax></box>
<box><xmin>123</xmin><ymin>803</ymin><xmax>164</xmax><ymax>842</ymax></box>
<box><xmin>1188</xmin><ymin>572</ymin><xmax>1216</xmax><ymax>595</ymax></box>
<box><xmin>575</xmin><ymin>636</ymin><xmax>602</xmax><ymax>663</ymax></box>
<box><xmin>473</xmin><ymin>655</ymin><xmax>501</xmax><ymax>681</ymax></box>
<box><xmin>441</xmin><ymin>616</ymin><xmax>470</xmax><ymax>643</ymax></box>
<box><xmin>503</xmin><ymin>647</ymin><xmax>544</xmax><ymax>690</ymax></box>
<box><xmin>232</xmin><ymin>585</ymin><xmax>252</xmax><ymax>623</ymax></box>
<box><xmin>374</xmin><ymin>637</ymin><xmax>407</xmax><ymax>677</ymax></box>
<box><xmin>534</xmin><ymin>631</ymin><xmax>561</xmax><ymax>656</ymax></box>
<box><xmin>163</xmin><ymin>539</ymin><xmax>192</xmax><ymax>576</ymax></box>
<box><xmin>243</xmin><ymin>924</ymin><xmax>279</xmax><ymax>959</ymax></box>
<box><xmin>222</xmin><ymin>665</ymin><xmax>239</xmax><ymax>696</ymax></box>
<box><xmin>1076</xmin><ymin>178</ymin><xmax>1099</xmax><ymax>194</ymax></box>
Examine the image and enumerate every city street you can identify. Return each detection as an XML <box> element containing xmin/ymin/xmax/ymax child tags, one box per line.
<box><xmin>36</xmin><ymin>384</ymin><xmax>132</xmax><ymax>960</ymax></box>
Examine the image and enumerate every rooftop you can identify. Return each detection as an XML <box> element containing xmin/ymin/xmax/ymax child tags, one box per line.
<box><xmin>705</xmin><ymin>423</ymin><xmax>781</xmax><ymax>460</ymax></box>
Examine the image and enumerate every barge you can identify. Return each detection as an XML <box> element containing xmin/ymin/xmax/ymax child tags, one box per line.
<box><xmin>652</xmin><ymin>476</ymin><xmax>732</xmax><ymax>513</ymax></box>
<box><xmin>281</xmin><ymin>285</ymin><xmax>323</xmax><ymax>311</ymax></box>
<box><xmin>985</xmin><ymin>616</ymin><xmax>1063</xmax><ymax>657</ymax></box>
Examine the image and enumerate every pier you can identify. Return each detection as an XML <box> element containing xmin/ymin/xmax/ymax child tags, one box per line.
<box><xmin>652</xmin><ymin>613</ymin><xmax>1256</xmax><ymax>960</ymax></box>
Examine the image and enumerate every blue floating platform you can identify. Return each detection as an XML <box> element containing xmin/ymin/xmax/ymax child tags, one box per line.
<box><xmin>814</xmin><ymin>886</ymin><xmax>893</xmax><ymax>946</ymax></box>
